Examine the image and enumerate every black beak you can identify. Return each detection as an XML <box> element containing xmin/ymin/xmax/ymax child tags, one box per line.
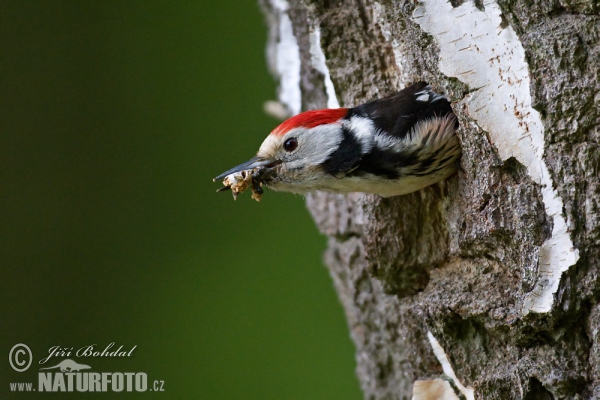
<box><xmin>213</xmin><ymin>157</ymin><xmax>277</xmax><ymax>181</ymax></box>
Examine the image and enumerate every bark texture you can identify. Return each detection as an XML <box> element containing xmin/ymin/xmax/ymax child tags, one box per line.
<box><xmin>260</xmin><ymin>0</ymin><xmax>599</xmax><ymax>398</ymax></box>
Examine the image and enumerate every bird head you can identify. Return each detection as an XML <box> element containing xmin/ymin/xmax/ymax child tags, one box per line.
<box><xmin>214</xmin><ymin>108</ymin><xmax>349</xmax><ymax>194</ymax></box>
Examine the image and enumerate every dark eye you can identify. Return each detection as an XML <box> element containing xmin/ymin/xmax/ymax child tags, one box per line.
<box><xmin>283</xmin><ymin>138</ymin><xmax>298</xmax><ymax>152</ymax></box>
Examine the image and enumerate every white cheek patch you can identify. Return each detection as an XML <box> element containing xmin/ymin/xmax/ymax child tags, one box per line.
<box><xmin>344</xmin><ymin>116</ymin><xmax>374</xmax><ymax>153</ymax></box>
<box><xmin>292</xmin><ymin>125</ymin><xmax>344</xmax><ymax>166</ymax></box>
<box><xmin>257</xmin><ymin>125</ymin><xmax>344</xmax><ymax>167</ymax></box>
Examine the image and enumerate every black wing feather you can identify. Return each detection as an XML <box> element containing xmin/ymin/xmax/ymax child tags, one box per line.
<box><xmin>321</xmin><ymin>82</ymin><xmax>457</xmax><ymax>179</ymax></box>
<box><xmin>348</xmin><ymin>82</ymin><xmax>454</xmax><ymax>139</ymax></box>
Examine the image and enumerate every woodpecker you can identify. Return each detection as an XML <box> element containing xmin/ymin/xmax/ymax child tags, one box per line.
<box><xmin>214</xmin><ymin>82</ymin><xmax>461</xmax><ymax>198</ymax></box>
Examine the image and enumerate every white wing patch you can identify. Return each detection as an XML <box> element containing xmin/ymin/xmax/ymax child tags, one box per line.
<box><xmin>415</xmin><ymin>86</ymin><xmax>447</xmax><ymax>103</ymax></box>
<box><xmin>416</xmin><ymin>93</ymin><xmax>430</xmax><ymax>102</ymax></box>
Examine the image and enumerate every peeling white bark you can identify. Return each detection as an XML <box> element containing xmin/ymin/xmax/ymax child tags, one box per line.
<box><xmin>309</xmin><ymin>27</ymin><xmax>340</xmax><ymax>109</ymax></box>
<box><xmin>413</xmin><ymin>0</ymin><xmax>579</xmax><ymax>314</ymax></box>
<box><xmin>270</xmin><ymin>0</ymin><xmax>302</xmax><ymax>115</ymax></box>
<box><xmin>412</xmin><ymin>379</ymin><xmax>460</xmax><ymax>400</ymax></box>
<box><xmin>427</xmin><ymin>331</ymin><xmax>475</xmax><ymax>400</ymax></box>
<box><xmin>264</xmin><ymin>0</ymin><xmax>599</xmax><ymax>396</ymax></box>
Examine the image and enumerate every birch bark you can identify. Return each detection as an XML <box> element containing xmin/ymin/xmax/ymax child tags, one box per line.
<box><xmin>260</xmin><ymin>0</ymin><xmax>600</xmax><ymax>398</ymax></box>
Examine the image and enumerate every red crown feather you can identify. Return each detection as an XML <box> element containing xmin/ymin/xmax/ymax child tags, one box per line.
<box><xmin>271</xmin><ymin>108</ymin><xmax>348</xmax><ymax>136</ymax></box>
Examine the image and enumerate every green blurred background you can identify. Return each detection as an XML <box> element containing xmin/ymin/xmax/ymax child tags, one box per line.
<box><xmin>0</xmin><ymin>1</ymin><xmax>361</xmax><ymax>398</ymax></box>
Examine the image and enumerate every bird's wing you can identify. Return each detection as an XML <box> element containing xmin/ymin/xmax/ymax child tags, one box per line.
<box><xmin>349</xmin><ymin>82</ymin><xmax>454</xmax><ymax>140</ymax></box>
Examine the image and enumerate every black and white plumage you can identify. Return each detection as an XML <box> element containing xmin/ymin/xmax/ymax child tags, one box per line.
<box><xmin>214</xmin><ymin>82</ymin><xmax>461</xmax><ymax>198</ymax></box>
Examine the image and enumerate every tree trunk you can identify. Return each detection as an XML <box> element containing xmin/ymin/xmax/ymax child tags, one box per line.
<box><xmin>260</xmin><ymin>0</ymin><xmax>599</xmax><ymax>398</ymax></box>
